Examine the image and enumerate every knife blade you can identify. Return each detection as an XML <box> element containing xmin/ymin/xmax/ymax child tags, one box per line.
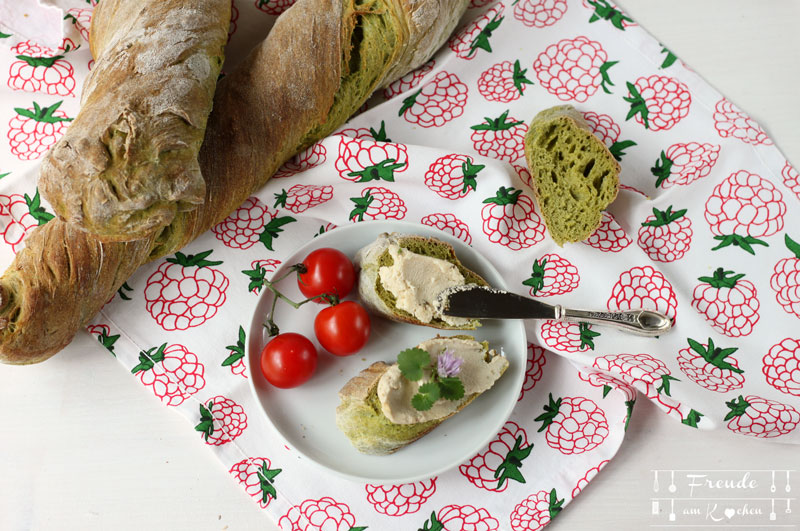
<box><xmin>437</xmin><ymin>285</ymin><xmax>673</xmax><ymax>337</ymax></box>
<box><xmin>438</xmin><ymin>285</ymin><xmax>558</xmax><ymax>319</ymax></box>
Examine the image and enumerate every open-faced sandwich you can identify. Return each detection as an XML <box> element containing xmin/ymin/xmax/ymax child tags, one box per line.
<box><xmin>336</xmin><ymin>335</ymin><xmax>508</xmax><ymax>455</ymax></box>
<box><xmin>355</xmin><ymin>233</ymin><xmax>489</xmax><ymax>330</ymax></box>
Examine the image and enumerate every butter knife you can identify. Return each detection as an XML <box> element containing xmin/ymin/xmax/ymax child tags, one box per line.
<box><xmin>436</xmin><ymin>285</ymin><xmax>673</xmax><ymax>337</ymax></box>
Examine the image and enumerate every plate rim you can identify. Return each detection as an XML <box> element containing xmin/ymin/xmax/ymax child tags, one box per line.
<box><xmin>246</xmin><ymin>220</ymin><xmax>526</xmax><ymax>484</ymax></box>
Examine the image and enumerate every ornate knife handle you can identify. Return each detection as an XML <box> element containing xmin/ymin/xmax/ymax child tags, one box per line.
<box><xmin>555</xmin><ymin>307</ymin><xmax>673</xmax><ymax>337</ymax></box>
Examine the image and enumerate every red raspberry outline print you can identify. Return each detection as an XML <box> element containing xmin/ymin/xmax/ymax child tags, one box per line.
<box><xmin>637</xmin><ymin>205</ymin><xmax>693</xmax><ymax>262</ymax></box>
<box><xmin>273</xmin><ymin>142</ymin><xmax>326</xmax><ymax>178</ymax></box>
<box><xmin>211</xmin><ymin>196</ymin><xmax>296</xmax><ymax>251</ymax></box>
<box><xmin>336</xmin><ymin>120</ymin><xmax>392</xmax><ymax>142</ymax></box>
<box><xmin>593</xmin><ymin>353</ymin><xmax>682</xmax><ymax>417</ymax></box>
<box><xmin>131</xmin><ymin>343</ymin><xmax>206</xmax><ymax>406</ymax></box>
<box><xmin>349</xmin><ymin>186</ymin><xmax>407</xmax><ymax>222</ymax></box>
<box><xmin>781</xmin><ymin>161</ymin><xmax>800</xmax><ymax>200</ymax></box>
<box><xmin>8</xmin><ymin>40</ymin><xmax>76</xmax><ymax>96</ymax></box>
<box><xmin>724</xmin><ymin>395</ymin><xmax>799</xmax><ymax>439</ymax></box>
<box><xmin>144</xmin><ymin>250</ymin><xmax>229</xmax><ymax>331</ymax></box>
<box><xmin>623</xmin><ymin>75</ymin><xmax>691</xmax><ymax>131</ymax></box>
<box><xmin>399</xmin><ymin>71</ymin><xmax>468</xmax><ymax>128</ymax></box>
<box><xmin>335</xmin><ymin>136</ymin><xmax>409</xmax><ymax>183</ymax></box>
<box><xmin>222</xmin><ymin>325</ymin><xmax>248</xmax><ymax>378</ymax></box>
<box><xmin>425</xmin><ymin>153</ymin><xmax>485</xmax><ymax>200</ymax></box>
<box><xmin>449</xmin><ymin>4</ymin><xmax>505</xmax><ymax>60</ymax></box>
<box><xmin>85</xmin><ymin>323</ymin><xmax>120</xmax><ymax>355</ymax></box>
<box><xmin>541</xmin><ymin>321</ymin><xmax>600</xmax><ymax>353</ymax></box>
<box><xmin>578</xmin><ymin>367</ymin><xmax>636</xmax><ymax>402</ymax></box>
<box><xmin>513</xmin><ymin>0</ymin><xmax>568</xmax><ymax>28</ymax></box>
<box><xmin>364</xmin><ymin>478</ymin><xmax>437</xmax><ymax>516</ymax></box>
<box><xmin>229</xmin><ymin>457</ymin><xmax>281</xmax><ymax>509</ymax></box>
<box><xmin>477</xmin><ymin>60</ymin><xmax>533</xmax><ymax>103</ymax></box>
<box><xmin>607</xmin><ymin>265</ymin><xmax>678</xmax><ymax>322</ymax></box>
<box><xmin>0</xmin><ymin>190</ymin><xmax>53</xmax><ymax>253</ymax></box>
<box><xmin>577</xmin><ymin>368</ymin><xmax>636</xmax><ymax>430</ymax></box>
<box><xmin>419</xmin><ymin>504</ymin><xmax>500</xmax><ymax>531</ymax></box>
<box><xmin>254</xmin><ymin>0</ymin><xmax>296</xmax><ymax>15</ymax></box>
<box><xmin>227</xmin><ymin>0</ymin><xmax>239</xmax><ymax>41</ymax></box>
<box><xmin>273</xmin><ymin>184</ymin><xmax>333</xmax><ymax>213</ymax></box>
<box><xmin>533</xmin><ymin>36</ymin><xmax>616</xmax><ymax>103</ymax></box>
<box><xmin>420</xmin><ymin>213</ymin><xmax>472</xmax><ymax>245</ymax></box>
<box><xmin>384</xmin><ymin>60</ymin><xmax>434</xmax><ymax>99</ymax></box>
<box><xmin>242</xmin><ymin>258</ymin><xmax>281</xmax><ymax>295</ymax></box>
<box><xmin>481</xmin><ymin>186</ymin><xmax>545</xmax><ymax>250</ymax></box>
<box><xmin>651</xmin><ymin>142</ymin><xmax>720</xmax><ymax>189</ymax></box>
<box><xmin>676</xmin><ymin>337</ymin><xmax>745</xmax><ymax>393</ymax></box>
<box><xmin>771</xmin><ymin>235</ymin><xmax>800</xmax><ymax>320</ymax></box>
<box><xmin>65</xmin><ymin>8</ymin><xmax>93</xmax><ymax>43</ymax></box>
<box><xmin>523</xmin><ymin>253</ymin><xmax>580</xmax><ymax>296</ymax></box>
<box><xmin>705</xmin><ymin>170</ymin><xmax>786</xmax><ymax>254</ymax></box>
<box><xmin>519</xmin><ymin>343</ymin><xmax>547</xmax><ymax>401</ymax></box>
<box><xmin>195</xmin><ymin>395</ymin><xmax>248</xmax><ymax>446</ymax></box>
<box><xmin>535</xmin><ymin>392</ymin><xmax>609</xmax><ymax>455</ymax></box>
<box><xmin>763</xmin><ymin>338</ymin><xmax>800</xmax><ymax>397</ymax></box>
<box><xmin>582</xmin><ymin>211</ymin><xmax>632</xmax><ymax>252</ymax></box>
<box><xmin>459</xmin><ymin>421</ymin><xmax>533</xmax><ymax>492</ymax></box>
<box><xmin>514</xmin><ymin>163</ymin><xmax>533</xmax><ymax>188</ymax></box>
<box><xmin>572</xmin><ymin>460</ymin><xmax>610</xmax><ymax>498</ymax></box>
<box><xmin>692</xmin><ymin>268</ymin><xmax>759</xmax><ymax>337</ymax></box>
<box><xmin>582</xmin><ymin>0</ymin><xmax>636</xmax><ymax>30</ymax></box>
<box><xmin>279</xmin><ymin>497</ymin><xmax>366</xmax><ymax>531</ymax></box>
<box><xmin>510</xmin><ymin>489</ymin><xmax>564</xmax><ymax>531</ymax></box>
<box><xmin>8</xmin><ymin>100</ymin><xmax>73</xmax><ymax>160</ymax></box>
<box><xmin>470</xmin><ymin>110</ymin><xmax>528</xmax><ymax>162</ymax></box>
<box><xmin>713</xmin><ymin>98</ymin><xmax>772</xmax><ymax>146</ymax></box>
<box><xmin>211</xmin><ymin>197</ymin><xmax>270</xmax><ymax>249</ymax></box>
<box><xmin>581</xmin><ymin>111</ymin><xmax>636</xmax><ymax>161</ymax></box>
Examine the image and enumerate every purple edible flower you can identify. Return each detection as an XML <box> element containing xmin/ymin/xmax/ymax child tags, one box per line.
<box><xmin>437</xmin><ymin>349</ymin><xmax>463</xmax><ymax>378</ymax></box>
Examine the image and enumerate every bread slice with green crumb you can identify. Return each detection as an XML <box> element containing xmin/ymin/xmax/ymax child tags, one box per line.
<box><xmin>336</xmin><ymin>335</ymin><xmax>507</xmax><ymax>455</ymax></box>
<box><xmin>355</xmin><ymin>233</ymin><xmax>488</xmax><ymax>330</ymax></box>
<box><xmin>524</xmin><ymin>105</ymin><xmax>620</xmax><ymax>246</ymax></box>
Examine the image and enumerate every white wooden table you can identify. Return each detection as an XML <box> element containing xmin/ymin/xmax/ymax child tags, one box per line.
<box><xmin>1</xmin><ymin>1</ymin><xmax>798</xmax><ymax>529</ymax></box>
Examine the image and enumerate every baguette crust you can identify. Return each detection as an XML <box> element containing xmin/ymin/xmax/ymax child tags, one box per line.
<box><xmin>38</xmin><ymin>0</ymin><xmax>230</xmax><ymax>241</ymax></box>
<box><xmin>355</xmin><ymin>233</ymin><xmax>488</xmax><ymax>330</ymax></box>
<box><xmin>0</xmin><ymin>0</ymin><xmax>470</xmax><ymax>363</ymax></box>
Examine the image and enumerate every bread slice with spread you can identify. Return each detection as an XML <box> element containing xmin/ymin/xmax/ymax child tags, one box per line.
<box><xmin>355</xmin><ymin>233</ymin><xmax>488</xmax><ymax>330</ymax></box>
<box><xmin>336</xmin><ymin>335</ymin><xmax>508</xmax><ymax>455</ymax></box>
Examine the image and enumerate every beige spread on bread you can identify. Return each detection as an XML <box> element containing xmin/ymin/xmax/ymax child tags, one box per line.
<box><xmin>377</xmin><ymin>337</ymin><xmax>507</xmax><ymax>424</ymax></box>
<box><xmin>377</xmin><ymin>244</ymin><xmax>470</xmax><ymax>327</ymax></box>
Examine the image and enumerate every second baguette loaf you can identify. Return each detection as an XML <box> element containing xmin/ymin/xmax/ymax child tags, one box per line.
<box><xmin>0</xmin><ymin>0</ymin><xmax>470</xmax><ymax>364</ymax></box>
<box><xmin>38</xmin><ymin>0</ymin><xmax>230</xmax><ymax>242</ymax></box>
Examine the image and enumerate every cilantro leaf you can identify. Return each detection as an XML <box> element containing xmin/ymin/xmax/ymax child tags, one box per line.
<box><xmin>398</xmin><ymin>347</ymin><xmax>430</xmax><ymax>381</ymax></box>
<box><xmin>438</xmin><ymin>377</ymin><xmax>465</xmax><ymax>401</ymax></box>
<box><xmin>412</xmin><ymin>382</ymin><xmax>440</xmax><ymax>411</ymax></box>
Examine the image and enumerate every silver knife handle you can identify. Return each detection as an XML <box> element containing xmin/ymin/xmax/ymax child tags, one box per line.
<box><xmin>557</xmin><ymin>307</ymin><xmax>673</xmax><ymax>337</ymax></box>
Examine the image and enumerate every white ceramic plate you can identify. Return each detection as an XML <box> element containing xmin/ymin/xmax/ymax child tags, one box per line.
<box><xmin>246</xmin><ymin>220</ymin><xmax>526</xmax><ymax>484</ymax></box>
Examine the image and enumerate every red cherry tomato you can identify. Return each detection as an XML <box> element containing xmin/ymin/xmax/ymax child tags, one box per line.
<box><xmin>260</xmin><ymin>333</ymin><xmax>317</xmax><ymax>388</ymax></box>
<box><xmin>298</xmin><ymin>248</ymin><xmax>356</xmax><ymax>303</ymax></box>
<box><xmin>314</xmin><ymin>301</ymin><xmax>371</xmax><ymax>356</ymax></box>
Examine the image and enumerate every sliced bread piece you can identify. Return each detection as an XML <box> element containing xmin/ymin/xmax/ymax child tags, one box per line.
<box><xmin>523</xmin><ymin>105</ymin><xmax>620</xmax><ymax>246</ymax></box>
<box><xmin>335</xmin><ymin>335</ymin><xmax>507</xmax><ymax>455</ymax></box>
<box><xmin>355</xmin><ymin>233</ymin><xmax>488</xmax><ymax>330</ymax></box>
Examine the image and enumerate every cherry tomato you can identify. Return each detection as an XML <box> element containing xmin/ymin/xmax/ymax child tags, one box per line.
<box><xmin>314</xmin><ymin>301</ymin><xmax>371</xmax><ymax>356</ymax></box>
<box><xmin>260</xmin><ymin>333</ymin><xmax>317</xmax><ymax>388</ymax></box>
<box><xmin>298</xmin><ymin>248</ymin><xmax>356</xmax><ymax>303</ymax></box>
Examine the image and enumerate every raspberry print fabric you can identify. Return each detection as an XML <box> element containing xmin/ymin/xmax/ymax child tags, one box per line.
<box><xmin>1</xmin><ymin>1</ymin><xmax>799</xmax><ymax>530</ymax></box>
